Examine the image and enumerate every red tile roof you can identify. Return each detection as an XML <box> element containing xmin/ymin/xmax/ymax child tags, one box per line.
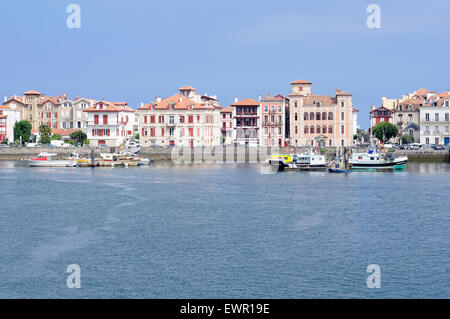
<box><xmin>415</xmin><ymin>88</ymin><xmax>430</xmax><ymax>96</ymax></box>
<box><xmin>24</xmin><ymin>90</ymin><xmax>41</xmax><ymax>95</ymax></box>
<box><xmin>178</xmin><ymin>85</ymin><xmax>197</xmax><ymax>91</ymax></box>
<box><xmin>230</xmin><ymin>98</ymin><xmax>259</xmax><ymax>106</ymax></box>
<box><xmin>291</xmin><ymin>79</ymin><xmax>312</xmax><ymax>85</ymax></box>
<box><xmin>302</xmin><ymin>95</ymin><xmax>337</xmax><ymax>105</ymax></box>
<box><xmin>3</xmin><ymin>97</ymin><xmax>26</xmax><ymax>105</ymax></box>
<box><xmin>370</xmin><ymin>106</ymin><xmax>393</xmax><ymax>113</ymax></box>
<box><xmin>31</xmin><ymin>128</ymin><xmax>78</xmax><ymax>135</ymax></box>
<box><xmin>220</xmin><ymin>106</ymin><xmax>232</xmax><ymax>113</ymax></box>
<box><xmin>84</xmin><ymin>101</ymin><xmax>134</xmax><ymax>112</ymax></box>
<box><xmin>138</xmin><ymin>94</ymin><xmax>213</xmax><ymax>111</ymax></box>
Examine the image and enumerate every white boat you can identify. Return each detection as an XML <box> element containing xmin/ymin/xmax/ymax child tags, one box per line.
<box><xmin>285</xmin><ymin>152</ymin><xmax>327</xmax><ymax>170</ymax></box>
<box><xmin>28</xmin><ymin>152</ymin><xmax>77</xmax><ymax>167</ymax></box>
<box><xmin>266</xmin><ymin>152</ymin><xmax>327</xmax><ymax>171</ymax></box>
<box><xmin>350</xmin><ymin>149</ymin><xmax>408</xmax><ymax>170</ymax></box>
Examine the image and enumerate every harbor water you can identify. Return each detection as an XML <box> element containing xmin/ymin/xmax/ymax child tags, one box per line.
<box><xmin>1</xmin><ymin>161</ymin><xmax>449</xmax><ymax>298</ymax></box>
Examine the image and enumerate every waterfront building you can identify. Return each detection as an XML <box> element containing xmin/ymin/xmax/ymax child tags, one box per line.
<box><xmin>259</xmin><ymin>93</ymin><xmax>289</xmax><ymax>147</ymax></box>
<box><xmin>288</xmin><ymin>80</ymin><xmax>354</xmax><ymax>147</ymax></box>
<box><xmin>137</xmin><ymin>86</ymin><xmax>222</xmax><ymax>147</ymax></box>
<box><xmin>2</xmin><ymin>90</ymin><xmax>97</xmax><ymax>133</ymax></box>
<box><xmin>419</xmin><ymin>95</ymin><xmax>450</xmax><ymax>145</ymax></box>
<box><xmin>392</xmin><ymin>97</ymin><xmax>421</xmax><ymax>142</ymax></box>
<box><xmin>230</xmin><ymin>97</ymin><xmax>260</xmax><ymax>146</ymax></box>
<box><xmin>369</xmin><ymin>106</ymin><xmax>393</xmax><ymax>133</ymax></box>
<box><xmin>84</xmin><ymin>100</ymin><xmax>135</xmax><ymax>147</ymax></box>
<box><xmin>0</xmin><ymin>104</ymin><xmax>21</xmax><ymax>143</ymax></box>
<box><xmin>220</xmin><ymin>106</ymin><xmax>233</xmax><ymax>144</ymax></box>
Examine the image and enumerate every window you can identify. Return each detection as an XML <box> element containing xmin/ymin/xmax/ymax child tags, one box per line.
<box><xmin>169</xmin><ymin>115</ymin><xmax>174</xmax><ymax>124</ymax></box>
<box><xmin>316</xmin><ymin>112</ymin><xmax>321</xmax><ymax>120</ymax></box>
<box><xmin>271</xmin><ymin>105</ymin><xmax>275</xmax><ymax>112</ymax></box>
<box><xmin>294</xmin><ymin>102</ymin><xmax>297</xmax><ymax>108</ymax></box>
<box><xmin>278</xmin><ymin>106</ymin><xmax>282</xmax><ymax>112</ymax></box>
<box><xmin>295</xmin><ymin>126</ymin><xmax>298</xmax><ymax>134</ymax></box>
<box><xmin>328</xmin><ymin>126</ymin><xmax>333</xmax><ymax>134</ymax></box>
<box><xmin>328</xmin><ymin>112</ymin><xmax>333</xmax><ymax>120</ymax></box>
<box><xmin>426</xmin><ymin>137</ymin><xmax>430</xmax><ymax>144</ymax></box>
<box><xmin>315</xmin><ymin>101</ymin><xmax>321</xmax><ymax>107</ymax></box>
<box><xmin>425</xmin><ymin>113</ymin><xmax>430</xmax><ymax>122</ymax></box>
<box><xmin>278</xmin><ymin>127</ymin><xmax>281</xmax><ymax>135</ymax></box>
<box><xmin>304</xmin><ymin>126</ymin><xmax>308</xmax><ymax>134</ymax></box>
<box><xmin>435</xmin><ymin>113</ymin><xmax>439</xmax><ymax>122</ymax></box>
<box><xmin>94</xmin><ymin>114</ymin><xmax>99</xmax><ymax>124</ymax></box>
<box><xmin>310</xmin><ymin>112</ymin><xmax>314</xmax><ymax>120</ymax></box>
<box><xmin>317</xmin><ymin>125</ymin><xmax>321</xmax><ymax>134</ymax></box>
<box><xmin>445</xmin><ymin>113</ymin><xmax>449</xmax><ymax>122</ymax></box>
<box><xmin>323</xmin><ymin>126</ymin><xmax>327</xmax><ymax>134</ymax></box>
<box><xmin>264</xmin><ymin>127</ymin><xmax>268</xmax><ymax>135</ymax></box>
<box><xmin>294</xmin><ymin>113</ymin><xmax>298</xmax><ymax>121</ymax></box>
<box><xmin>264</xmin><ymin>105</ymin><xmax>268</xmax><ymax>112</ymax></box>
<box><xmin>310</xmin><ymin>126</ymin><xmax>314</xmax><ymax>134</ymax></box>
<box><xmin>341</xmin><ymin>125</ymin><xmax>344</xmax><ymax>134</ymax></box>
<box><xmin>264</xmin><ymin>115</ymin><xmax>268</xmax><ymax>123</ymax></box>
<box><xmin>188</xmin><ymin>116</ymin><xmax>193</xmax><ymax>123</ymax></box>
<box><xmin>322</xmin><ymin>112</ymin><xmax>326</xmax><ymax>121</ymax></box>
<box><xmin>304</xmin><ymin>113</ymin><xmax>308</xmax><ymax>120</ymax></box>
<box><xmin>341</xmin><ymin>101</ymin><xmax>344</xmax><ymax>107</ymax></box>
<box><xmin>103</xmin><ymin>114</ymin><xmax>108</xmax><ymax>125</ymax></box>
<box><xmin>150</xmin><ymin>116</ymin><xmax>155</xmax><ymax>123</ymax></box>
<box><xmin>435</xmin><ymin>138</ymin><xmax>439</xmax><ymax>145</ymax></box>
<box><xmin>169</xmin><ymin>128</ymin><xmax>175</xmax><ymax>135</ymax></box>
<box><xmin>341</xmin><ymin>112</ymin><xmax>344</xmax><ymax>121</ymax></box>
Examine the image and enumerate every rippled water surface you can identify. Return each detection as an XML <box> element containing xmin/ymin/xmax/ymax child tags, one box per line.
<box><xmin>1</xmin><ymin>161</ymin><xmax>449</xmax><ymax>298</ymax></box>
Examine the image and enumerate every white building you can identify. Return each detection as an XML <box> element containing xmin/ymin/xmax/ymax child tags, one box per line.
<box><xmin>84</xmin><ymin>100</ymin><xmax>135</xmax><ymax>147</ymax></box>
<box><xmin>137</xmin><ymin>86</ymin><xmax>222</xmax><ymax>147</ymax></box>
<box><xmin>0</xmin><ymin>104</ymin><xmax>21</xmax><ymax>143</ymax></box>
<box><xmin>419</xmin><ymin>97</ymin><xmax>450</xmax><ymax>145</ymax></box>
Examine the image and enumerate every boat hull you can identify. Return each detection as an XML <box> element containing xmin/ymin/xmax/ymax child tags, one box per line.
<box><xmin>28</xmin><ymin>160</ymin><xmax>76</xmax><ymax>167</ymax></box>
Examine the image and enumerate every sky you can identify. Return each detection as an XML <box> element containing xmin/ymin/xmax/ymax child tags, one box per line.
<box><xmin>1</xmin><ymin>0</ymin><xmax>449</xmax><ymax>128</ymax></box>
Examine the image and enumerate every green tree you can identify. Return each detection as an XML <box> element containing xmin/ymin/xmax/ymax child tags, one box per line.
<box><xmin>371</xmin><ymin>122</ymin><xmax>398</xmax><ymax>143</ymax></box>
<box><xmin>1</xmin><ymin>138</ymin><xmax>8</xmax><ymax>144</ymax></box>
<box><xmin>14</xmin><ymin>120</ymin><xmax>32</xmax><ymax>144</ymax></box>
<box><xmin>401</xmin><ymin>134</ymin><xmax>414</xmax><ymax>145</ymax></box>
<box><xmin>39</xmin><ymin>124</ymin><xmax>52</xmax><ymax>145</ymax></box>
<box><xmin>135</xmin><ymin>133</ymin><xmax>140</xmax><ymax>141</ymax></box>
<box><xmin>51</xmin><ymin>134</ymin><xmax>62</xmax><ymax>140</ymax></box>
<box><xmin>70</xmin><ymin>130</ymin><xmax>87</xmax><ymax>145</ymax></box>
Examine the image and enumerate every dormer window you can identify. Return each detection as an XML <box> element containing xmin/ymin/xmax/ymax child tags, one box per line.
<box><xmin>315</xmin><ymin>101</ymin><xmax>321</xmax><ymax>107</ymax></box>
<box><xmin>169</xmin><ymin>102</ymin><xmax>175</xmax><ymax>110</ymax></box>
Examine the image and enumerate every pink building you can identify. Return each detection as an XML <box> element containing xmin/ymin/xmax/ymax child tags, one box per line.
<box><xmin>289</xmin><ymin>80</ymin><xmax>354</xmax><ymax>147</ymax></box>
<box><xmin>220</xmin><ymin>106</ymin><xmax>233</xmax><ymax>144</ymax></box>
<box><xmin>259</xmin><ymin>93</ymin><xmax>289</xmax><ymax>147</ymax></box>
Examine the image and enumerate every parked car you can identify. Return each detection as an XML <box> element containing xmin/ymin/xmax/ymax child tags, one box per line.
<box><xmin>431</xmin><ymin>144</ymin><xmax>445</xmax><ymax>151</ymax></box>
<box><xmin>25</xmin><ymin>143</ymin><xmax>37</xmax><ymax>147</ymax></box>
<box><xmin>0</xmin><ymin>144</ymin><xmax>11</xmax><ymax>147</ymax></box>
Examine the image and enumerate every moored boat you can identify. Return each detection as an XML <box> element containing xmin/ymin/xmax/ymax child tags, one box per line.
<box><xmin>28</xmin><ymin>152</ymin><xmax>77</xmax><ymax>167</ymax></box>
<box><xmin>350</xmin><ymin>149</ymin><xmax>408</xmax><ymax>171</ymax></box>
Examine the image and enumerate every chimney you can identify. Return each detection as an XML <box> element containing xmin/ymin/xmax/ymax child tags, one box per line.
<box><xmin>4</xmin><ymin>96</ymin><xmax>7</xmax><ymax>103</ymax></box>
<box><xmin>234</xmin><ymin>96</ymin><xmax>238</xmax><ymax>103</ymax></box>
<box><xmin>179</xmin><ymin>97</ymin><xmax>183</xmax><ymax>103</ymax></box>
<box><xmin>74</xmin><ymin>96</ymin><xmax>79</xmax><ymax>101</ymax></box>
<box><xmin>140</xmin><ymin>102</ymin><xmax>144</xmax><ymax>107</ymax></box>
<box><xmin>204</xmin><ymin>93</ymin><xmax>208</xmax><ymax>97</ymax></box>
<box><xmin>258</xmin><ymin>95</ymin><xmax>261</xmax><ymax>102</ymax></box>
<box><xmin>63</xmin><ymin>93</ymin><xmax>67</xmax><ymax>100</ymax></box>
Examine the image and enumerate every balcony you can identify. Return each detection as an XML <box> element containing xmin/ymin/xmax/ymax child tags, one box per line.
<box><xmin>236</xmin><ymin>112</ymin><xmax>258</xmax><ymax>117</ymax></box>
<box><xmin>166</xmin><ymin>122</ymin><xmax>177</xmax><ymax>127</ymax></box>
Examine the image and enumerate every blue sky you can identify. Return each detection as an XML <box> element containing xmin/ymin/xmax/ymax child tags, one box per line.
<box><xmin>1</xmin><ymin>0</ymin><xmax>449</xmax><ymax>128</ymax></box>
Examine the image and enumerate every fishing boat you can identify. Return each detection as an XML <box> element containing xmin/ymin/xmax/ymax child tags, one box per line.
<box><xmin>287</xmin><ymin>152</ymin><xmax>327</xmax><ymax>171</ymax></box>
<box><xmin>350</xmin><ymin>149</ymin><xmax>408</xmax><ymax>171</ymax></box>
<box><xmin>28</xmin><ymin>152</ymin><xmax>77</xmax><ymax>167</ymax></box>
<box><xmin>99</xmin><ymin>153</ymin><xmax>140</xmax><ymax>167</ymax></box>
<box><xmin>266</xmin><ymin>152</ymin><xmax>327</xmax><ymax>171</ymax></box>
